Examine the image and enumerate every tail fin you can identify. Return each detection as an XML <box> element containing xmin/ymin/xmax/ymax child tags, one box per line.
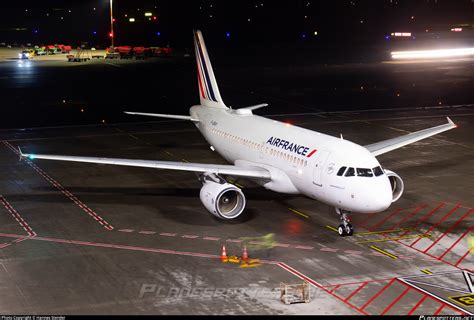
<box><xmin>194</xmin><ymin>30</ymin><xmax>227</xmax><ymax>109</ymax></box>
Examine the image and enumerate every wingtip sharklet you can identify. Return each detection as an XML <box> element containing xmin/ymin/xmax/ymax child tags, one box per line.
<box><xmin>446</xmin><ymin>116</ymin><xmax>457</xmax><ymax>128</ymax></box>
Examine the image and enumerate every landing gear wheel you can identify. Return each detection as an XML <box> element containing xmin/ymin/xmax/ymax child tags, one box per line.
<box><xmin>336</xmin><ymin>208</ymin><xmax>354</xmax><ymax>237</ymax></box>
<box><xmin>345</xmin><ymin>223</ymin><xmax>354</xmax><ymax>236</ymax></box>
<box><xmin>338</xmin><ymin>224</ymin><xmax>346</xmax><ymax>237</ymax></box>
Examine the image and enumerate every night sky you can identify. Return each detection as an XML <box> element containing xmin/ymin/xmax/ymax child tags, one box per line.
<box><xmin>0</xmin><ymin>0</ymin><xmax>473</xmax><ymax>48</ymax></box>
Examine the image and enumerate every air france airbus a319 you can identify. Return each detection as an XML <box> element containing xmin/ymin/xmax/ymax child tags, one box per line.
<box><xmin>20</xmin><ymin>30</ymin><xmax>457</xmax><ymax>236</ymax></box>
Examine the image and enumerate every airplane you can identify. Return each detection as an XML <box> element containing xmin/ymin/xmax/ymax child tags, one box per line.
<box><xmin>20</xmin><ymin>30</ymin><xmax>457</xmax><ymax>236</ymax></box>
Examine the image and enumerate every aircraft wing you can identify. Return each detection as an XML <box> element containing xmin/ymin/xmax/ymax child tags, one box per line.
<box><xmin>19</xmin><ymin>151</ymin><xmax>271</xmax><ymax>180</ymax></box>
<box><xmin>365</xmin><ymin>117</ymin><xmax>457</xmax><ymax>156</ymax></box>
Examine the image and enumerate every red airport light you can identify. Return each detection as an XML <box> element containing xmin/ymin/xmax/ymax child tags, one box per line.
<box><xmin>153</xmin><ymin>16</ymin><xmax>157</xmax><ymax>20</ymax></box>
<box><xmin>109</xmin><ymin>32</ymin><xmax>114</xmax><ymax>38</ymax></box>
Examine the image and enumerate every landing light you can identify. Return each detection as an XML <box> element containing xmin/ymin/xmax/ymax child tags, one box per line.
<box><xmin>391</xmin><ymin>47</ymin><xmax>474</xmax><ymax>60</ymax></box>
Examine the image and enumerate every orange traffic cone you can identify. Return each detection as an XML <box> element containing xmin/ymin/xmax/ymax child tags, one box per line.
<box><xmin>220</xmin><ymin>245</ymin><xmax>228</xmax><ymax>262</ymax></box>
<box><xmin>241</xmin><ymin>245</ymin><xmax>249</xmax><ymax>261</ymax></box>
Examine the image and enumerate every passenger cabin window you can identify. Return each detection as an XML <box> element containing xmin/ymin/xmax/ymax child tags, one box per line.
<box><xmin>357</xmin><ymin>168</ymin><xmax>373</xmax><ymax>177</ymax></box>
<box><xmin>337</xmin><ymin>166</ymin><xmax>347</xmax><ymax>176</ymax></box>
<box><xmin>373</xmin><ymin>166</ymin><xmax>384</xmax><ymax>176</ymax></box>
<box><xmin>344</xmin><ymin>167</ymin><xmax>355</xmax><ymax>177</ymax></box>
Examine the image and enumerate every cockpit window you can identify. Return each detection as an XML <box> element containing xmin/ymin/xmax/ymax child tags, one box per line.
<box><xmin>337</xmin><ymin>166</ymin><xmax>347</xmax><ymax>176</ymax></box>
<box><xmin>357</xmin><ymin>168</ymin><xmax>373</xmax><ymax>177</ymax></box>
<box><xmin>373</xmin><ymin>166</ymin><xmax>384</xmax><ymax>176</ymax></box>
<box><xmin>344</xmin><ymin>167</ymin><xmax>355</xmax><ymax>177</ymax></box>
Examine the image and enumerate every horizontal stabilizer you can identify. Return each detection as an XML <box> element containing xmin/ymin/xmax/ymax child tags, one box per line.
<box><xmin>124</xmin><ymin>111</ymin><xmax>199</xmax><ymax>122</ymax></box>
<box><xmin>240</xmin><ymin>103</ymin><xmax>268</xmax><ymax>111</ymax></box>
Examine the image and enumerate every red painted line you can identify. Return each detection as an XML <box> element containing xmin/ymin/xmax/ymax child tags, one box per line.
<box><xmin>4</xmin><ymin>141</ymin><xmax>114</xmax><ymax>231</ymax></box>
<box><xmin>294</xmin><ymin>245</ymin><xmax>314</xmax><ymax>250</ymax></box>
<box><xmin>0</xmin><ymin>196</ymin><xmax>36</xmax><ymax>237</ymax></box>
<box><xmin>277</xmin><ymin>262</ymin><xmax>368</xmax><ymax>315</ymax></box>
<box><xmin>434</xmin><ymin>304</ymin><xmax>444</xmax><ymax>315</ymax></box>
<box><xmin>439</xmin><ymin>225</ymin><xmax>474</xmax><ymax>260</ymax></box>
<box><xmin>400</xmin><ymin>203</ymin><xmax>445</xmax><ymax>237</ymax></box>
<box><xmin>329</xmin><ymin>285</ymin><xmax>341</xmax><ymax>293</ymax></box>
<box><xmin>397</xmin><ymin>279</ymin><xmax>466</xmax><ymax>314</ymax></box>
<box><xmin>425</xmin><ymin>209</ymin><xmax>473</xmax><ymax>254</ymax></box>
<box><xmin>203</xmin><ymin>237</ymin><xmax>220</xmax><ymax>241</ymax></box>
<box><xmin>390</xmin><ymin>205</ymin><xmax>427</xmax><ymax>230</ymax></box>
<box><xmin>360</xmin><ymin>278</ymin><xmax>396</xmax><ymax>311</ymax></box>
<box><xmin>273</xmin><ymin>243</ymin><xmax>291</xmax><ymax>248</ymax></box>
<box><xmin>407</xmin><ymin>295</ymin><xmax>428</xmax><ymax>315</ymax></box>
<box><xmin>454</xmin><ymin>248</ymin><xmax>473</xmax><ymax>267</ymax></box>
<box><xmin>0</xmin><ymin>231</ymin><xmax>222</xmax><ymax>259</ymax></box>
<box><xmin>345</xmin><ymin>282</ymin><xmax>368</xmax><ymax>302</ymax></box>
<box><xmin>324</xmin><ymin>277</ymin><xmax>395</xmax><ymax>288</ymax></box>
<box><xmin>369</xmin><ymin>208</ymin><xmax>402</xmax><ymax>231</ymax></box>
<box><xmin>373</xmin><ymin>228</ymin><xmax>464</xmax><ymax>269</ymax></box>
<box><xmin>226</xmin><ymin>239</ymin><xmax>243</xmax><ymax>243</ymax></box>
<box><xmin>359</xmin><ymin>210</ymin><xmax>388</xmax><ymax>229</ymax></box>
<box><xmin>344</xmin><ymin>250</ymin><xmax>363</xmax><ymax>255</ymax></box>
<box><xmin>410</xmin><ymin>204</ymin><xmax>460</xmax><ymax>248</ymax></box>
<box><xmin>380</xmin><ymin>286</ymin><xmax>410</xmax><ymax>315</ymax></box>
<box><xmin>139</xmin><ymin>231</ymin><xmax>156</xmax><ymax>235</ymax></box>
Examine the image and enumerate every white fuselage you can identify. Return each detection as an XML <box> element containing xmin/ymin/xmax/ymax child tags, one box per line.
<box><xmin>190</xmin><ymin>105</ymin><xmax>393</xmax><ymax>214</ymax></box>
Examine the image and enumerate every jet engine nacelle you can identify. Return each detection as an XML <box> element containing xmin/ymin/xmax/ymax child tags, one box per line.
<box><xmin>384</xmin><ymin>169</ymin><xmax>404</xmax><ymax>202</ymax></box>
<box><xmin>199</xmin><ymin>173</ymin><xmax>246</xmax><ymax>219</ymax></box>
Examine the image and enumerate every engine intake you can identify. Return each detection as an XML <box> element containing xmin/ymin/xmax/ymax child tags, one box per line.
<box><xmin>384</xmin><ymin>169</ymin><xmax>404</xmax><ymax>202</ymax></box>
<box><xmin>199</xmin><ymin>173</ymin><xmax>246</xmax><ymax>219</ymax></box>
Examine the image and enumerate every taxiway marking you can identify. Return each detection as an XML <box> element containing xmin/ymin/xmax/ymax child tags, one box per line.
<box><xmin>355</xmin><ymin>234</ymin><xmax>430</xmax><ymax>244</ymax></box>
<box><xmin>325</xmin><ymin>225</ymin><xmax>338</xmax><ymax>232</ymax></box>
<box><xmin>326</xmin><ymin>224</ymin><xmax>411</xmax><ymax>236</ymax></box>
<box><xmin>288</xmin><ymin>208</ymin><xmax>310</xmax><ymax>219</ymax></box>
<box><xmin>369</xmin><ymin>245</ymin><xmax>398</xmax><ymax>260</ymax></box>
<box><xmin>277</xmin><ymin>262</ymin><xmax>368</xmax><ymax>315</ymax></box>
<box><xmin>0</xmin><ymin>196</ymin><xmax>36</xmax><ymax>237</ymax></box>
<box><xmin>4</xmin><ymin>141</ymin><xmax>114</xmax><ymax>231</ymax></box>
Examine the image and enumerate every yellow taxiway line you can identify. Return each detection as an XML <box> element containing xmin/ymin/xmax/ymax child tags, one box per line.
<box><xmin>288</xmin><ymin>208</ymin><xmax>310</xmax><ymax>219</ymax></box>
<box><xmin>421</xmin><ymin>269</ymin><xmax>433</xmax><ymax>274</ymax></box>
<box><xmin>325</xmin><ymin>225</ymin><xmax>413</xmax><ymax>236</ymax></box>
<box><xmin>355</xmin><ymin>234</ymin><xmax>431</xmax><ymax>244</ymax></box>
<box><xmin>369</xmin><ymin>245</ymin><xmax>398</xmax><ymax>260</ymax></box>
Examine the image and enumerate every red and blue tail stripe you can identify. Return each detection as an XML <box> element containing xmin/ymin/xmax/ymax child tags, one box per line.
<box><xmin>195</xmin><ymin>33</ymin><xmax>218</xmax><ymax>102</ymax></box>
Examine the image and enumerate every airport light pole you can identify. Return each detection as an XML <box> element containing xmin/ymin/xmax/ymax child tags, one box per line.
<box><xmin>109</xmin><ymin>0</ymin><xmax>114</xmax><ymax>47</ymax></box>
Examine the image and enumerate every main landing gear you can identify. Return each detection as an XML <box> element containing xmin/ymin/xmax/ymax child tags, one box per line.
<box><xmin>336</xmin><ymin>208</ymin><xmax>354</xmax><ymax>236</ymax></box>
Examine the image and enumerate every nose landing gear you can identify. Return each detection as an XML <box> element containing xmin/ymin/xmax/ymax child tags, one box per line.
<box><xmin>336</xmin><ymin>208</ymin><xmax>354</xmax><ymax>236</ymax></box>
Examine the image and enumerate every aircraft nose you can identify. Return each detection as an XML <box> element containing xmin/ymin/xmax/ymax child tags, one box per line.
<box><xmin>372</xmin><ymin>181</ymin><xmax>393</xmax><ymax>211</ymax></box>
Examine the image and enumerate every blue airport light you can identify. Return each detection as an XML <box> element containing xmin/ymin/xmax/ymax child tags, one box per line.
<box><xmin>156</xmin><ymin>31</ymin><xmax>161</xmax><ymax>37</ymax></box>
<box><xmin>33</xmin><ymin>29</ymin><xmax>39</xmax><ymax>34</ymax></box>
<box><xmin>302</xmin><ymin>33</ymin><xmax>307</xmax><ymax>39</ymax></box>
<box><xmin>93</xmin><ymin>31</ymin><xmax>97</xmax><ymax>35</ymax></box>
<box><xmin>226</xmin><ymin>32</ymin><xmax>230</xmax><ymax>38</ymax></box>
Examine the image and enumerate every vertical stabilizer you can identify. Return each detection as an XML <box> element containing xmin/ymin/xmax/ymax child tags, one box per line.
<box><xmin>194</xmin><ymin>30</ymin><xmax>227</xmax><ymax>109</ymax></box>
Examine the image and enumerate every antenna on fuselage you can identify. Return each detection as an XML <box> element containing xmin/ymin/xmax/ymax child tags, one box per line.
<box><xmin>340</xmin><ymin>134</ymin><xmax>344</xmax><ymax>140</ymax></box>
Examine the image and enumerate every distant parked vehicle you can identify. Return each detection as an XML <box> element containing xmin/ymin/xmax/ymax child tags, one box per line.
<box><xmin>35</xmin><ymin>47</ymin><xmax>47</xmax><ymax>55</ymax></box>
<box><xmin>18</xmin><ymin>50</ymin><xmax>31</xmax><ymax>60</ymax></box>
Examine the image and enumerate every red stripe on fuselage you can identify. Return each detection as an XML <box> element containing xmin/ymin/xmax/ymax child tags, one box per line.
<box><xmin>306</xmin><ymin>149</ymin><xmax>317</xmax><ymax>158</ymax></box>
